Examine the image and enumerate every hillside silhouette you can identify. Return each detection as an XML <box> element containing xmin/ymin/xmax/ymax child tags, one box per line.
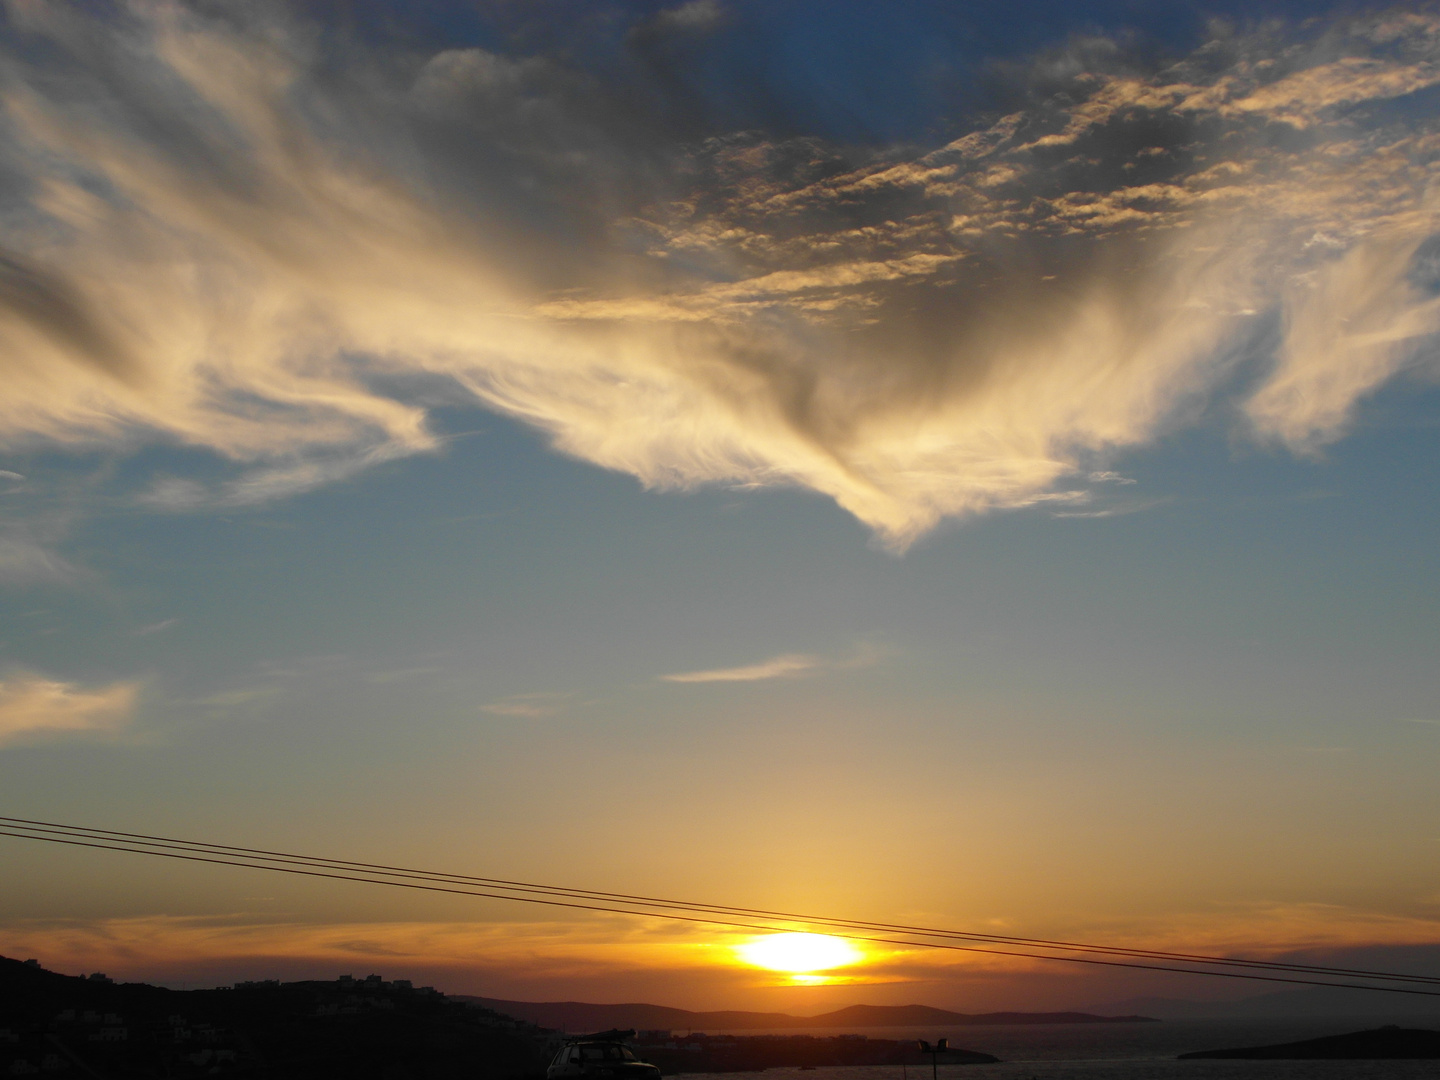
<box><xmin>1180</xmin><ymin>1025</ymin><xmax>1440</xmax><ymax>1060</ymax></box>
<box><xmin>0</xmin><ymin>956</ymin><xmax>1006</xmax><ymax>1075</ymax></box>
<box><xmin>464</xmin><ymin>997</ymin><xmax>1154</xmax><ymax>1032</ymax></box>
<box><xmin>0</xmin><ymin>955</ymin><xmax>546</xmax><ymax>1079</ymax></box>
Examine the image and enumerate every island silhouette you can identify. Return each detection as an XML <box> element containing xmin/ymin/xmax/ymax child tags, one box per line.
<box><xmin>1179</xmin><ymin>1025</ymin><xmax>1440</xmax><ymax>1060</ymax></box>
<box><xmin>462</xmin><ymin>998</ymin><xmax>1155</xmax><ymax>1032</ymax></box>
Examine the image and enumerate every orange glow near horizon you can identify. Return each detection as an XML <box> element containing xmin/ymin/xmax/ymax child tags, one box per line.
<box><xmin>735</xmin><ymin>933</ymin><xmax>864</xmax><ymax>984</ymax></box>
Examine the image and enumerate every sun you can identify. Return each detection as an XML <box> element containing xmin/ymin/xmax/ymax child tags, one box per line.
<box><xmin>736</xmin><ymin>933</ymin><xmax>863</xmax><ymax>980</ymax></box>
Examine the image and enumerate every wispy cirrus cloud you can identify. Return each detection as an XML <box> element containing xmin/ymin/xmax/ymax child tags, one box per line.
<box><xmin>0</xmin><ymin>530</ymin><xmax>77</xmax><ymax>585</ymax></box>
<box><xmin>660</xmin><ymin>653</ymin><xmax>823</xmax><ymax>684</ymax></box>
<box><xmin>0</xmin><ymin>671</ymin><xmax>139</xmax><ymax>747</ymax></box>
<box><xmin>132</xmin><ymin>618</ymin><xmax>180</xmax><ymax>637</ymax></box>
<box><xmin>0</xmin><ymin>5</ymin><xmax>1435</xmax><ymax>547</ymax></box>
<box><xmin>363</xmin><ymin>666</ymin><xmax>441</xmax><ymax>685</ymax></box>
<box><xmin>191</xmin><ymin>687</ymin><xmax>280</xmax><ymax>710</ymax></box>
<box><xmin>661</xmin><ymin>643</ymin><xmax>887</xmax><ymax>683</ymax></box>
<box><xmin>481</xmin><ymin>692</ymin><xmax>574</xmax><ymax>718</ymax></box>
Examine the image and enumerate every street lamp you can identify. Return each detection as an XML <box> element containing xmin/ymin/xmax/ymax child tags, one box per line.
<box><xmin>916</xmin><ymin>1039</ymin><xmax>948</xmax><ymax>1080</ymax></box>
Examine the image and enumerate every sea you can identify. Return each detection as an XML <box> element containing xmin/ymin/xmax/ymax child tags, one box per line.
<box><xmin>672</xmin><ymin>1020</ymin><xmax>1440</xmax><ymax>1079</ymax></box>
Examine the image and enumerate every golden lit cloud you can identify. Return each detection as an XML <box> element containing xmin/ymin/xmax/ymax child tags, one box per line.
<box><xmin>0</xmin><ymin>671</ymin><xmax>139</xmax><ymax>747</ymax></box>
<box><xmin>660</xmin><ymin>654</ymin><xmax>823</xmax><ymax>683</ymax></box>
<box><xmin>0</xmin><ymin>914</ymin><xmax>742</xmax><ymax>993</ymax></box>
<box><xmin>0</xmin><ymin>5</ymin><xmax>1435</xmax><ymax>547</ymax></box>
<box><xmin>7</xmin><ymin>904</ymin><xmax>1436</xmax><ymax>1003</ymax></box>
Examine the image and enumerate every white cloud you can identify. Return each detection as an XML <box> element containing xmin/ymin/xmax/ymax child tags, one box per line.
<box><xmin>481</xmin><ymin>702</ymin><xmax>557</xmax><ymax>717</ymax></box>
<box><xmin>132</xmin><ymin>618</ymin><xmax>179</xmax><ymax>636</ymax></box>
<box><xmin>192</xmin><ymin>687</ymin><xmax>280</xmax><ymax>709</ymax></box>
<box><xmin>661</xmin><ymin>653</ymin><xmax>823</xmax><ymax>683</ymax></box>
<box><xmin>0</xmin><ymin>536</ymin><xmax>68</xmax><ymax>583</ymax></box>
<box><xmin>0</xmin><ymin>528</ymin><xmax>79</xmax><ymax>585</ymax></box>
<box><xmin>0</xmin><ymin>6</ymin><xmax>1433</xmax><ymax>547</ymax></box>
<box><xmin>481</xmin><ymin>692</ymin><xmax>573</xmax><ymax>718</ymax></box>
<box><xmin>1053</xmin><ymin>497</ymin><xmax>1166</xmax><ymax>519</ymax></box>
<box><xmin>0</xmin><ymin>672</ymin><xmax>139</xmax><ymax>747</ymax></box>
<box><xmin>650</xmin><ymin>0</ymin><xmax>727</xmax><ymax>34</ymax></box>
<box><xmin>662</xmin><ymin>642</ymin><xmax>891</xmax><ymax>683</ymax></box>
<box><xmin>363</xmin><ymin>666</ymin><xmax>440</xmax><ymax>685</ymax></box>
<box><xmin>1247</xmin><ymin>232</ymin><xmax>1440</xmax><ymax>449</ymax></box>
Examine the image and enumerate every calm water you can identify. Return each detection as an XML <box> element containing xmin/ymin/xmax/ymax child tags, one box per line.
<box><xmin>672</xmin><ymin>1020</ymin><xmax>1440</xmax><ymax>1080</ymax></box>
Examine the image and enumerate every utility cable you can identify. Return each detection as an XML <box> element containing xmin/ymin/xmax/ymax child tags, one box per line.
<box><xmin>2</xmin><ymin>816</ymin><xmax>1436</xmax><ymax>998</ymax></box>
<box><xmin>4</xmin><ymin>815</ymin><xmax>1432</xmax><ymax>986</ymax></box>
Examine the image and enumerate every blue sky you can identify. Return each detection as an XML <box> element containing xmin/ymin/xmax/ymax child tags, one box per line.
<box><xmin>0</xmin><ymin>0</ymin><xmax>1438</xmax><ymax>1011</ymax></box>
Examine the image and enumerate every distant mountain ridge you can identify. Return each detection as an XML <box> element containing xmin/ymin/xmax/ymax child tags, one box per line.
<box><xmin>1179</xmin><ymin>1026</ymin><xmax>1440</xmax><ymax>1060</ymax></box>
<box><xmin>462</xmin><ymin>998</ymin><xmax>1156</xmax><ymax>1032</ymax></box>
<box><xmin>1092</xmin><ymin>986</ymin><xmax>1440</xmax><ymax>1022</ymax></box>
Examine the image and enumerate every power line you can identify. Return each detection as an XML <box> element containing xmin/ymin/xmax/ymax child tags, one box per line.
<box><xmin>6</xmin><ymin>815</ymin><xmax>1432</xmax><ymax>985</ymax></box>
<box><xmin>2</xmin><ymin>816</ymin><xmax>1437</xmax><ymax>997</ymax></box>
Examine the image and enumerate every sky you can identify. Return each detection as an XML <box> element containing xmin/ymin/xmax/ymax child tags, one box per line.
<box><xmin>0</xmin><ymin>0</ymin><xmax>1439</xmax><ymax>1013</ymax></box>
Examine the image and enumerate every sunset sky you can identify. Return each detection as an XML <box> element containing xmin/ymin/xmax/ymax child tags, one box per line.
<box><xmin>2</xmin><ymin>0</ymin><xmax>1440</xmax><ymax>1013</ymax></box>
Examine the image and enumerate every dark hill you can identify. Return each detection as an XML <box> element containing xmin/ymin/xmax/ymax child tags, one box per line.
<box><xmin>814</xmin><ymin>1004</ymin><xmax>1155</xmax><ymax>1027</ymax></box>
<box><xmin>461</xmin><ymin>1000</ymin><xmax>795</xmax><ymax>1032</ymax></box>
<box><xmin>1</xmin><ymin>957</ymin><xmax>1008</xmax><ymax>1074</ymax></box>
<box><xmin>0</xmin><ymin>955</ymin><xmax>547</xmax><ymax>1079</ymax></box>
<box><xmin>1179</xmin><ymin>1026</ymin><xmax>1440</xmax><ymax>1059</ymax></box>
<box><xmin>464</xmin><ymin>997</ymin><xmax>1154</xmax><ymax>1032</ymax></box>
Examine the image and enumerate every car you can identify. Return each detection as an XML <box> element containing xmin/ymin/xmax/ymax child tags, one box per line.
<box><xmin>546</xmin><ymin>1030</ymin><xmax>662</xmax><ymax>1080</ymax></box>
